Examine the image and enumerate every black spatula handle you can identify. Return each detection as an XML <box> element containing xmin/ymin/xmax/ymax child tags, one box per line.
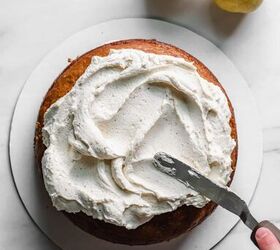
<box><xmin>251</xmin><ymin>220</ymin><xmax>280</xmax><ymax>248</ymax></box>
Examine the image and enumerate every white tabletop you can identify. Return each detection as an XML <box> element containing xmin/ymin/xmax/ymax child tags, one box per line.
<box><xmin>1</xmin><ymin>0</ymin><xmax>279</xmax><ymax>249</ymax></box>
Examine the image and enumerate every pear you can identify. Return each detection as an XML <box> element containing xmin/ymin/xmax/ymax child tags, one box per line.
<box><xmin>214</xmin><ymin>0</ymin><xmax>263</xmax><ymax>13</ymax></box>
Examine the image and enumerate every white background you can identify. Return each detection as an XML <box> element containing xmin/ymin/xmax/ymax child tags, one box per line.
<box><xmin>1</xmin><ymin>0</ymin><xmax>280</xmax><ymax>249</ymax></box>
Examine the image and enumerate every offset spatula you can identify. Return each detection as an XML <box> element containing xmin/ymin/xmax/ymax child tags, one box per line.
<box><xmin>153</xmin><ymin>152</ymin><xmax>280</xmax><ymax>248</ymax></box>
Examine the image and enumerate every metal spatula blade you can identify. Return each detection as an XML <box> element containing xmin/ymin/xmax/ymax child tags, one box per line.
<box><xmin>153</xmin><ymin>152</ymin><xmax>280</xmax><ymax>248</ymax></box>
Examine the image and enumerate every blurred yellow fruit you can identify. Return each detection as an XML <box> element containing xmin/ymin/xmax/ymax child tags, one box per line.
<box><xmin>214</xmin><ymin>0</ymin><xmax>263</xmax><ymax>13</ymax></box>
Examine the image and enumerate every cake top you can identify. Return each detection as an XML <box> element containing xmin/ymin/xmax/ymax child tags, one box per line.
<box><xmin>42</xmin><ymin>49</ymin><xmax>235</xmax><ymax>229</ymax></box>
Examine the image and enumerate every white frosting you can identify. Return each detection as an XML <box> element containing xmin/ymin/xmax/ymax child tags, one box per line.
<box><xmin>42</xmin><ymin>49</ymin><xmax>236</xmax><ymax>229</ymax></box>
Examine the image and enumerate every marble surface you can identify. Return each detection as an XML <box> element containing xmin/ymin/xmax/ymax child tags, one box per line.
<box><xmin>0</xmin><ymin>0</ymin><xmax>279</xmax><ymax>249</ymax></box>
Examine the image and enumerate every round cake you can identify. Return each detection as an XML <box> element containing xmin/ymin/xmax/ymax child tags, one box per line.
<box><xmin>34</xmin><ymin>39</ymin><xmax>238</xmax><ymax>245</ymax></box>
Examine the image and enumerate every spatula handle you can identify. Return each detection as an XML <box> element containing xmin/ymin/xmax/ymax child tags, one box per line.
<box><xmin>251</xmin><ymin>220</ymin><xmax>280</xmax><ymax>248</ymax></box>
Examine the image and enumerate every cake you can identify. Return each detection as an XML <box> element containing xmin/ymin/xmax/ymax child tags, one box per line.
<box><xmin>34</xmin><ymin>39</ymin><xmax>238</xmax><ymax>245</ymax></box>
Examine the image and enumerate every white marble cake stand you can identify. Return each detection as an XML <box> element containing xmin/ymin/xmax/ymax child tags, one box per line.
<box><xmin>9</xmin><ymin>18</ymin><xmax>262</xmax><ymax>250</ymax></box>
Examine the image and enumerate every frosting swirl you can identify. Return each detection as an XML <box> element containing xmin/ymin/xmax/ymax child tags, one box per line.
<box><xmin>42</xmin><ymin>49</ymin><xmax>235</xmax><ymax>229</ymax></box>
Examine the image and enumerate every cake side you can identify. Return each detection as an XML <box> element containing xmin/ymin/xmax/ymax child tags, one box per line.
<box><xmin>34</xmin><ymin>39</ymin><xmax>237</xmax><ymax>245</ymax></box>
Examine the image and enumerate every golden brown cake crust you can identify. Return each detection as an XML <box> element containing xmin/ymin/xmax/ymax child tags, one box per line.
<box><xmin>34</xmin><ymin>39</ymin><xmax>238</xmax><ymax>245</ymax></box>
